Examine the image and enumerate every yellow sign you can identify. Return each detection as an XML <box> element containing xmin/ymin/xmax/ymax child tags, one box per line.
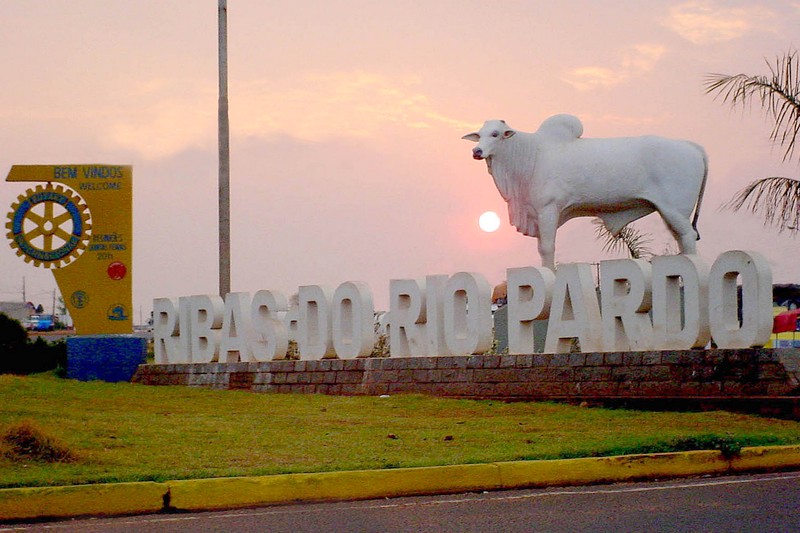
<box><xmin>5</xmin><ymin>165</ymin><xmax>133</xmax><ymax>334</ymax></box>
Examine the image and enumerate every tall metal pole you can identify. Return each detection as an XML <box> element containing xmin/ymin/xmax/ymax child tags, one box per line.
<box><xmin>218</xmin><ymin>0</ymin><xmax>231</xmax><ymax>297</ymax></box>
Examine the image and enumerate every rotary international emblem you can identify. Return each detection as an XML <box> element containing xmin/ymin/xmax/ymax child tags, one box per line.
<box><xmin>6</xmin><ymin>183</ymin><xmax>92</xmax><ymax>268</ymax></box>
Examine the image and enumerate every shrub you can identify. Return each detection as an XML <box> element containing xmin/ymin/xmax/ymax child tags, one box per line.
<box><xmin>582</xmin><ymin>433</ymin><xmax>747</xmax><ymax>460</ymax></box>
<box><xmin>369</xmin><ymin>333</ymin><xmax>390</xmax><ymax>357</ymax></box>
<box><xmin>668</xmin><ymin>433</ymin><xmax>742</xmax><ymax>458</ymax></box>
<box><xmin>0</xmin><ymin>312</ymin><xmax>27</xmax><ymax>354</ymax></box>
<box><xmin>286</xmin><ymin>339</ymin><xmax>300</xmax><ymax>360</ymax></box>
<box><xmin>0</xmin><ymin>313</ymin><xmax>67</xmax><ymax>375</ymax></box>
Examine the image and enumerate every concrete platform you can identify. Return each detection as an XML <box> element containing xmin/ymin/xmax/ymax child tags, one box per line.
<box><xmin>132</xmin><ymin>348</ymin><xmax>800</xmax><ymax>417</ymax></box>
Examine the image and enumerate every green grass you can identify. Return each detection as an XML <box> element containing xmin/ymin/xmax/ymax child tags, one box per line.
<box><xmin>2</xmin><ymin>372</ymin><xmax>800</xmax><ymax>488</ymax></box>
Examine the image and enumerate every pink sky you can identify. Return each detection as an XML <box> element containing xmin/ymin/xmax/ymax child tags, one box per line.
<box><xmin>1</xmin><ymin>0</ymin><xmax>799</xmax><ymax>317</ymax></box>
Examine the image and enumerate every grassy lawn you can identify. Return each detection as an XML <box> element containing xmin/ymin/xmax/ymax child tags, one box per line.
<box><xmin>2</xmin><ymin>373</ymin><xmax>800</xmax><ymax>489</ymax></box>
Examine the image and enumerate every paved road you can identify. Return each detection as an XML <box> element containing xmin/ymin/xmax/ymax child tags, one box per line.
<box><xmin>5</xmin><ymin>472</ymin><xmax>800</xmax><ymax>532</ymax></box>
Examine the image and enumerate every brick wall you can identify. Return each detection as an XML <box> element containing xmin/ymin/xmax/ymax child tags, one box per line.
<box><xmin>133</xmin><ymin>348</ymin><xmax>800</xmax><ymax>405</ymax></box>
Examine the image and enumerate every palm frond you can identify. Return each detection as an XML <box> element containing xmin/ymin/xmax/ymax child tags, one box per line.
<box><xmin>592</xmin><ymin>219</ymin><xmax>654</xmax><ymax>260</ymax></box>
<box><xmin>705</xmin><ymin>50</ymin><xmax>800</xmax><ymax>163</ymax></box>
<box><xmin>724</xmin><ymin>176</ymin><xmax>800</xmax><ymax>233</ymax></box>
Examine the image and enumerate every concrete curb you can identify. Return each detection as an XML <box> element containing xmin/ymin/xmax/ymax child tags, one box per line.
<box><xmin>166</xmin><ymin>463</ymin><xmax>502</xmax><ymax>511</ymax></box>
<box><xmin>2</xmin><ymin>445</ymin><xmax>800</xmax><ymax>522</ymax></box>
<box><xmin>0</xmin><ymin>481</ymin><xmax>167</xmax><ymax>522</ymax></box>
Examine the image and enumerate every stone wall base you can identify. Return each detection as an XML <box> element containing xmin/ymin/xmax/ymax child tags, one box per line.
<box><xmin>132</xmin><ymin>348</ymin><xmax>800</xmax><ymax>417</ymax></box>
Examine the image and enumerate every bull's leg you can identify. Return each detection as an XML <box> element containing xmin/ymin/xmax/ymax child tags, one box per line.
<box><xmin>536</xmin><ymin>208</ymin><xmax>558</xmax><ymax>270</ymax></box>
<box><xmin>658</xmin><ymin>207</ymin><xmax>698</xmax><ymax>255</ymax></box>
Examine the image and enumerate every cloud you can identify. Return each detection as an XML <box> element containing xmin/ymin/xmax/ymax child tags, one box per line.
<box><xmin>564</xmin><ymin>44</ymin><xmax>666</xmax><ymax>91</ymax></box>
<box><xmin>622</xmin><ymin>44</ymin><xmax>666</xmax><ymax>71</ymax></box>
<box><xmin>233</xmin><ymin>71</ymin><xmax>474</xmax><ymax>142</ymax></box>
<box><xmin>105</xmin><ymin>83</ymin><xmax>216</xmax><ymax>159</ymax></box>
<box><xmin>0</xmin><ymin>77</ymin><xmax>218</xmax><ymax>160</ymax></box>
<box><xmin>663</xmin><ymin>1</ymin><xmax>774</xmax><ymax>44</ymax></box>
<box><xmin>74</xmin><ymin>71</ymin><xmax>473</xmax><ymax>159</ymax></box>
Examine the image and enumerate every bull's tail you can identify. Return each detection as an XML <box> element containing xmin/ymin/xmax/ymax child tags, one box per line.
<box><xmin>690</xmin><ymin>143</ymin><xmax>708</xmax><ymax>241</ymax></box>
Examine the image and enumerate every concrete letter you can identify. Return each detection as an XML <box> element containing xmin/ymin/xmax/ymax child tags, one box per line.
<box><xmin>600</xmin><ymin>259</ymin><xmax>653</xmax><ymax>351</ymax></box>
<box><xmin>188</xmin><ymin>294</ymin><xmax>224</xmax><ymax>363</ymax></box>
<box><xmin>298</xmin><ymin>285</ymin><xmax>336</xmax><ymax>359</ymax></box>
<box><xmin>708</xmin><ymin>250</ymin><xmax>773</xmax><ymax>348</ymax></box>
<box><xmin>332</xmin><ymin>281</ymin><xmax>375</xmax><ymax>358</ymax></box>
<box><xmin>443</xmin><ymin>272</ymin><xmax>493</xmax><ymax>355</ymax></box>
<box><xmin>651</xmin><ymin>255</ymin><xmax>710</xmax><ymax>349</ymax></box>
<box><xmin>387</xmin><ymin>279</ymin><xmax>428</xmax><ymax>357</ymax></box>
<box><xmin>425</xmin><ymin>274</ymin><xmax>451</xmax><ymax>356</ymax></box>
<box><xmin>153</xmin><ymin>298</ymin><xmax>178</xmax><ymax>364</ymax></box>
<box><xmin>176</xmin><ymin>297</ymin><xmax>194</xmax><ymax>363</ymax></box>
<box><xmin>284</xmin><ymin>308</ymin><xmax>299</xmax><ymax>345</ymax></box>
<box><xmin>219</xmin><ymin>292</ymin><xmax>254</xmax><ymax>363</ymax></box>
<box><xmin>251</xmin><ymin>289</ymin><xmax>289</xmax><ymax>361</ymax></box>
<box><xmin>507</xmin><ymin>266</ymin><xmax>554</xmax><ymax>354</ymax></box>
<box><xmin>545</xmin><ymin>263</ymin><xmax>602</xmax><ymax>353</ymax></box>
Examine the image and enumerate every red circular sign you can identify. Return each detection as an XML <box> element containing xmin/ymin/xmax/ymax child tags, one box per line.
<box><xmin>107</xmin><ymin>261</ymin><xmax>127</xmax><ymax>280</ymax></box>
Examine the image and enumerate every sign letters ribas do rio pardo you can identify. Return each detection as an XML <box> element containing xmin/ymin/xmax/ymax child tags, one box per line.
<box><xmin>153</xmin><ymin>250</ymin><xmax>773</xmax><ymax>364</ymax></box>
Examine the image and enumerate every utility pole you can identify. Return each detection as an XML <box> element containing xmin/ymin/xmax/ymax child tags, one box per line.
<box><xmin>218</xmin><ymin>0</ymin><xmax>231</xmax><ymax>297</ymax></box>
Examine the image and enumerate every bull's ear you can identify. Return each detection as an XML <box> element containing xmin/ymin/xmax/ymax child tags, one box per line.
<box><xmin>503</xmin><ymin>130</ymin><xmax>516</xmax><ymax>139</ymax></box>
<box><xmin>462</xmin><ymin>132</ymin><xmax>480</xmax><ymax>142</ymax></box>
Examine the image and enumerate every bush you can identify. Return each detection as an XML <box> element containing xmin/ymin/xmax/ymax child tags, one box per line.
<box><xmin>667</xmin><ymin>433</ymin><xmax>743</xmax><ymax>458</ymax></box>
<box><xmin>0</xmin><ymin>313</ymin><xmax>67</xmax><ymax>375</ymax></box>
<box><xmin>0</xmin><ymin>312</ymin><xmax>27</xmax><ymax>354</ymax></box>
<box><xmin>580</xmin><ymin>433</ymin><xmax>748</xmax><ymax>460</ymax></box>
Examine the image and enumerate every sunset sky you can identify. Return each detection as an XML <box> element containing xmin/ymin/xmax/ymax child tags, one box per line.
<box><xmin>2</xmin><ymin>0</ymin><xmax>799</xmax><ymax>317</ymax></box>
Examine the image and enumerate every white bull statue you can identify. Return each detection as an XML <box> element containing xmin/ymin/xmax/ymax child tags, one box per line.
<box><xmin>462</xmin><ymin>114</ymin><xmax>708</xmax><ymax>269</ymax></box>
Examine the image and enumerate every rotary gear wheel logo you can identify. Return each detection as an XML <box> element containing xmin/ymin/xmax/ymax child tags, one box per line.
<box><xmin>6</xmin><ymin>183</ymin><xmax>92</xmax><ymax>268</ymax></box>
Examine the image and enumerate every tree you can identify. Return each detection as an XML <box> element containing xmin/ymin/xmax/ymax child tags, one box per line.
<box><xmin>705</xmin><ymin>50</ymin><xmax>800</xmax><ymax>233</ymax></box>
<box><xmin>592</xmin><ymin>219</ymin><xmax>654</xmax><ymax>260</ymax></box>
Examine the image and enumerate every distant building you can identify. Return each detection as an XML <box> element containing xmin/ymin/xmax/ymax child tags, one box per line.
<box><xmin>0</xmin><ymin>301</ymin><xmax>36</xmax><ymax>324</ymax></box>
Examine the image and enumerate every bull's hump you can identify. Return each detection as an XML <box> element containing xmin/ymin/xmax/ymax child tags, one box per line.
<box><xmin>537</xmin><ymin>114</ymin><xmax>583</xmax><ymax>141</ymax></box>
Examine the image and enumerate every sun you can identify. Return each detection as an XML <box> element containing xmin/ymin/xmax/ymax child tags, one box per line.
<box><xmin>478</xmin><ymin>211</ymin><xmax>501</xmax><ymax>232</ymax></box>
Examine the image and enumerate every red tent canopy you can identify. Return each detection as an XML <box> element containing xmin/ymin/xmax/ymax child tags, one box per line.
<box><xmin>773</xmin><ymin>309</ymin><xmax>800</xmax><ymax>334</ymax></box>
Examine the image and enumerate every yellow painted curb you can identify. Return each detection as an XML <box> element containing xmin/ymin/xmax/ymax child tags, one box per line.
<box><xmin>3</xmin><ymin>446</ymin><xmax>800</xmax><ymax>522</ymax></box>
<box><xmin>730</xmin><ymin>444</ymin><xmax>800</xmax><ymax>472</ymax></box>
<box><xmin>0</xmin><ymin>481</ymin><xmax>167</xmax><ymax>522</ymax></box>
<box><xmin>167</xmin><ymin>463</ymin><xmax>502</xmax><ymax>511</ymax></box>
<box><xmin>497</xmin><ymin>450</ymin><xmax>729</xmax><ymax>489</ymax></box>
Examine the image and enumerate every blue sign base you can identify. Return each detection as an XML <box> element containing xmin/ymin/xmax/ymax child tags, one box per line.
<box><xmin>67</xmin><ymin>335</ymin><xmax>147</xmax><ymax>382</ymax></box>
